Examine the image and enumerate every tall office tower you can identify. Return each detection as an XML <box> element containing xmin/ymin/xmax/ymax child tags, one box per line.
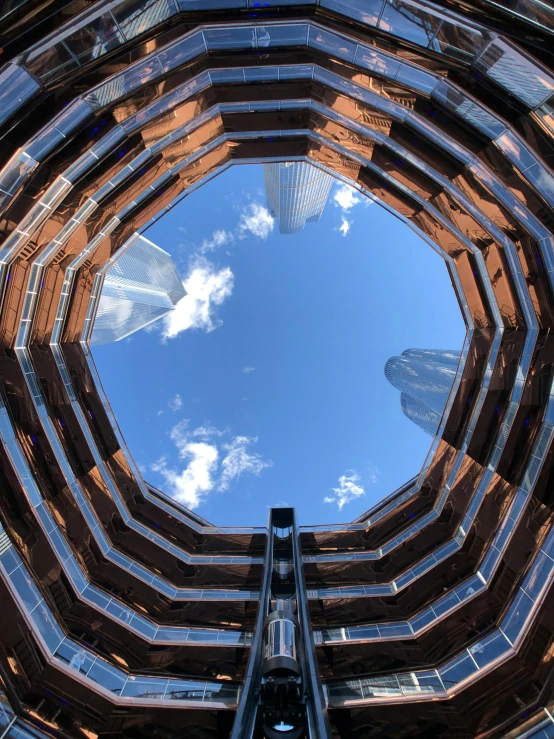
<box><xmin>91</xmin><ymin>235</ymin><xmax>185</xmax><ymax>345</ymax></box>
<box><xmin>385</xmin><ymin>349</ymin><xmax>461</xmax><ymax>436</ymax></box>
<box><xmin>0</xmin><ymin>2</ymin><xmax>553</xmax><ymax>738</ymax></box>
<box><xmin>263</xmin><ymin>162</ymin><xmax>334</xmax><ymax>234</ymax></box>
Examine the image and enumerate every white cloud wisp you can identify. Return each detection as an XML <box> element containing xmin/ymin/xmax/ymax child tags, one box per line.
<box><xmin>168</xmin><ymin>393</ymin><xmax>183</xmax><ymax>412</ymax></box>
<box><xmin>161</xmin><ymin>258</ymin><xmax>234</xmax><ymax>340</ymax></box>
<box><xmin>333</xmin><ymin>182</ymin><xmax>362</xmax><ymax>211</ymax></box>
<box><xmin>200</xmin><ymin>229</ymin><xmax>234</xmax><ymax>253</ymax></box>
<box><xmin>220</xmin><ymin>435</ymin><xmax>273</xmax><ymax>491</ymax></box>
<box><xmin>338</xmin><ymin>217</ymin><xmax>351</xmax><ymax>237</ymax></box>
<box><xmin>239</xmin><ymin>203</ymin><xmax>275</xmax><ymax>239</ymax></box>
<box><xmin>151</xmin><ymin>420</ymin><xmax>272</xmax><ymax>509</ymax></box>
<box><xmin>324</xmin><ymin>471</ymin><xmax>366</xmax><ymax>510</ymax></box>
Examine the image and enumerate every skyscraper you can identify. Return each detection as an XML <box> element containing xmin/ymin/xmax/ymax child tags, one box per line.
<box><xmin>0</xmin><ymin>1</ymin><xmax>553</xmax><ymax>737</ymax></box>
<box><xmin>263</xmin><ymin>162</ymin><xmax>334</xmax><ymax>234</ymax></box>
<box><xmin>91</xmin><ymin>235</ymin><xmax>185</xmax><ymax>345</ymax></box>
<box><xmin>385</xmin><ymin>349</ymin><xmax>461</xmax><ymax>436</ymax></box>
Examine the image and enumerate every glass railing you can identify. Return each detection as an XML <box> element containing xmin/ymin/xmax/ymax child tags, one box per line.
<box><xmin>0</xmin><ymin>395</ymin><xmax>258</xmax><ymax>603</ymax></box>
<box><xmin>18</xmin><ymin>295</ymin><xmax>262</xmax><ymax>565</ymax></box>
<box><xmin>8</xmin><ymin>101</ymin><xmax>536</xmax><ymax>592</ymax></box>
<box><xmin>0</xmin><ymin>71</ymin><xmax>548</xmax><ymax>615</ymax></box>
<box><xmin>0</xmin><ymin>533</ymin><xmax>241</xmax><ymax>708</ymax></box>
<box><xmin>6</xmin><ymin>0</ymin><xmax>553</xmax><ymax>118</ymax></box>
<box><xmin>98</xmin><ymin>152</ymin><xmax>554</xmax><ymax>656</ymax></box>
<box><xmin>0</xmin><ymin>458</ymin><xmax>252</xmax><ymax>644</ymax></box>
<box><xmin>324</xmin><ymin>499</ymin><xmax>554</xmax><ymax>706</ymax></box>
<box><xmin>1</xmin><ymin>21</ymin><xmax>553</xmax><ymax>228</ymax></box>
<box><xmin>13</xmin><ymin>109</ymin><xmax>537</xmax><ymax>593</ymax></box>
<box><xmin>75</xmin><ymin>121</ymin><xmax>492</xmax><ymax>581</ymax></box>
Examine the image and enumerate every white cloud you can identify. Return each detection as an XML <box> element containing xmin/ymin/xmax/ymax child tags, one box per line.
<box><xmin>151</xmin><ymin>420</ymin><xmax>220</xmax><ymax>509</ymax></box>
<box><xmin>338</xmin><ymin>218</ymin><xmax>351</xmax><ymax>237</ymax></box>
<box><xmin>239</xmin><ymin>203</ymin><xmax>275</xmax><ymax>239</ymax></box>
<box><xmin>242</xmin><ymin>366</ymin><xmax>256</xmax><ymax>374</ymax></box>
<box><xmin>161</xmin><ymin>258</ymin><xmax>234</xmax><ymax>340</ymax></box>
<box><xmin>157</xmin><ymin>410</ymin><xmax>164</xmax><ymax>416</ymax></box>
<box><xmin>367</xmin><ymin>463</ymin><xmax>378</xmax><ymax>484</ymax></box>
<box><xmin>324</xmin><ymin>471</ymin><xmax>366</xmax><ymax>510</ymax></box>
<box><xmin>168</xmin><ymin>393</ymin><xmax>183</xmax><ymax>412</ymax></box>
<box><xmin>191</xmin><ymin>422</ymin><xmax>227</xmax><ymax>441</ymax></box>
<box><xmin>333</xmin><ymin>182</ymin><xmax>362</xmax><ymax>211</ymax></box>
<box><xmin>151</xmin><ymin>421</ymin><xmax>272</xmax><ymax>508</ymax></box>
<box><xmin>152</xmin><ymin>443</ymin><xmax>219</xmax><ymax>509</ymax></box>
<box><xmin>200</xmin><ymin>229</ymin><xmax>234</xmax><ymax>253</ymax></box>
<box><xmin>219</xmin><ymin>435</ymin><xmax>273</xmax><ymax>491</ymax></box>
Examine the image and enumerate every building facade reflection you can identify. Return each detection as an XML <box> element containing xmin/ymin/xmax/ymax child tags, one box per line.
<box><xmin>263</xmin><ymin>161</ymin><xmax>334</xmax><ymax>234</ymax></box>
<box><xmin>385</xmin><ymin>349</ymin><xmax>461</xmax><ymax>436</ymax></box>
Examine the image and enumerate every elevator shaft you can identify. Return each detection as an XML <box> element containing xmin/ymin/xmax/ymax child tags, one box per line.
<box><xmin>230</xmin><ymin>508</ymin><xmax>330</xmax><ymax>739</ymax></box>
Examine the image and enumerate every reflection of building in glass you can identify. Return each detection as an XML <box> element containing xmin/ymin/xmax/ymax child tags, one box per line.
<box><xmin>263</xmin><ymin>162</ymin><xmax>334</xmax><ymax>234</ymax></box>
<box><xmin>91</xmin><ymin>235</ymin><xmax>185</xmax><ymax>345</ymax></box>
<box><xmin>385</xmin><ymin>349</ymin><xmax>460</xmax><ymax>436</ymax></box>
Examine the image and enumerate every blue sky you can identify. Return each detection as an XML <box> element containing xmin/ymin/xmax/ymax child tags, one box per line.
<box><xmin>92</xmin><ymin>164</ymin><xmax>465</xmax><ymax>526</ymax></box>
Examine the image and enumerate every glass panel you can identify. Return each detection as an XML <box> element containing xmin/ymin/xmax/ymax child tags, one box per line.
<box><xmin>308</xmin><ymin>26</ymin><xmax>356</xmax><ymax>62</ymax></box>
<box><xmin>439</xmin><ymin>651</ymin><xmax>477</xmax><ymax>688</ymax></box>
<box><xmin>396</xmin><ymin>64</ymin><xmax>437</xmax><ymax>94</ymax></box>
<box><xmin>158</xmin><ymin>33</ymin><xmax>206</xmax><ymax>72</ymax></box>
<box><xmin>87</xmin><ymin>660</ymin><xmax>126</xmax><ymax>694</ymax></box>
<box><xmin>0</xmin><ymin>65</ymin><xmax>40</xmax><ymax>125</ymax></box>
<box><xmin>55</xmin><ymin>639</ymin><xmax>96</xmax><ymax>675</ymax></box>
<box><xmin>112</xmin><ymin>0</ymin><xmax>176</xmax><ymax>42</ymax></box>
<box><xmin>259</xmin><ymin>24</ymin><xmax>308</xmax><ymax>47</ymax></box>
<box><xmin>496</xmin><ymin>130</ymin><xmax>539</xmax><ymax>172</ymax></box>
<box><xmin>106</xmin><ymin>599</ymin><xmax>134</xmax><ymax>624</ymax></box>
<box><xmin>501</xmin><ymin>590</ymin><xmax>534</xmax><ymax>644</ymax></box>
<box><xmin>63</xmin><ymin>557</ymin><xmax>88</xmax><ymax>594</ymax></box>
<box><xmin>378</xmin><ymin>622</ymin><xmax>412</xmax><ymax>638</ymax></box>
<box><xmin>178</xmin><ymin>0</ymin><xmax>246</xmax><ymax>8</ymax></box>
<box><xmin>431</xmin><ymin>590</ymin><xmax>459</xmax><ymax>618</ymax></box>
<box><xmin>30</xmin><ymin>600</ymin><xmax>64</xmax><ymax>650</ymax></box>
<box><xmin>475</xmin><ymin>39</ymin><xmax>554</xmax><ymax>108</ymax></box>
<box><xmin>63</xmin><ymin>14</ymin><xmax>124</xmax><ymax>63</ymax></box>
<box><xmin>411</xmin><ymin>670</ymin><xmax>444</xmax><ymax>694</ymax></box>
<box><xmin>430</xmin><ymin>20</ymin><xmax>485</xmax><ymax>60</ymax></box>
<box><xmin>379</xmin><ymin>0</ymin><xmax>441</xmax><ymax>48</ymax></box>
<box><xmin>82</xmin><ymin>585</ymin><xmax>111</xmax><ymax>610</ymax></box>
<box><xmin>122</xmin><ymin>57</ymin><xmax>163</xmax><ymax>93</ymax></box>
<box><xmin>278</xmin><ymin>65</ymin><xmax>313</xmax><ymax>80</ymax></box>
<box><xmin>203</xmin><ymin>27</ymin><xmax>255</xmax><ymax>50</ymax></box>
<box><xmin>0</xmin><ymin>547</ymin><xmax>21</xmax><ymax>576</ymax></box>
<box><xmin>346</xmin><ymin>624</ymin><xmax>380</xmax><ymax>641</ymax></box>
<box><xmin>24</xmin><ymin>127</ymin><xmax>65</xmax><ymax>162</ymax></box>
<box><xmin>469</xmin><ymin>630</ymin><xmax>511</xmax><ymax>668</ymax></box>
<box><xmin>320</xmin><ymin>0</ymin><xmax>382</xmax><ymax>26</ymax></box>
<box><xmin>130</xmin><ymin>613</ymin><xmax>158</xmax><ymax>640</ymax></box>
<box><xmin>244</xmin><ymin>67</ymin><xmax>279</xmax><ymax>82</ymax></box>
<box><xmin>0</xmin><ymin>151</ymin><xmax>38</xmax><ymax>196</ymax></box>
<box><xmin>410</xmin><ymin>606</ymin><xmax>435</xmax><ymax>633</ymax></box>
<box><xmin>122</xmin><ymin>677</ymin><xmax>166</xmax><ymax>699</ymax></box>
<box><xmin>9</xmin><ymin>567</ymin><xmax>41</xmax><ymax>613</ymax></box>
<box><xmin>26</xmin><ymin>43</ymin><xmax>79</xmax><ymax>82</ymax></box>
<box><xmin>523</xmin><ymin>551</ymin><xmax>553</xmax><ymax>601</ymax></box>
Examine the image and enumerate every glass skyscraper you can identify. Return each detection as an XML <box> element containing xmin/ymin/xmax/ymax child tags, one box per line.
<box><xmin>385</xmin><ymin>349</ymin><xmax>461</xmax><ymax>436</ymax></box>
<box><xmin>263</xmin><ymin>162</ymin><xmax>334</xmax><ymax>234</ymax></box>
<box><xmin>0</xmin><ymin>1</ymin><xmax>553</xmax><ymax>737</ymax></box>
<box><xmin>91</xmin><ymin>235</ymin><xmax>185</xmax><ymax>345</ymax></box>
